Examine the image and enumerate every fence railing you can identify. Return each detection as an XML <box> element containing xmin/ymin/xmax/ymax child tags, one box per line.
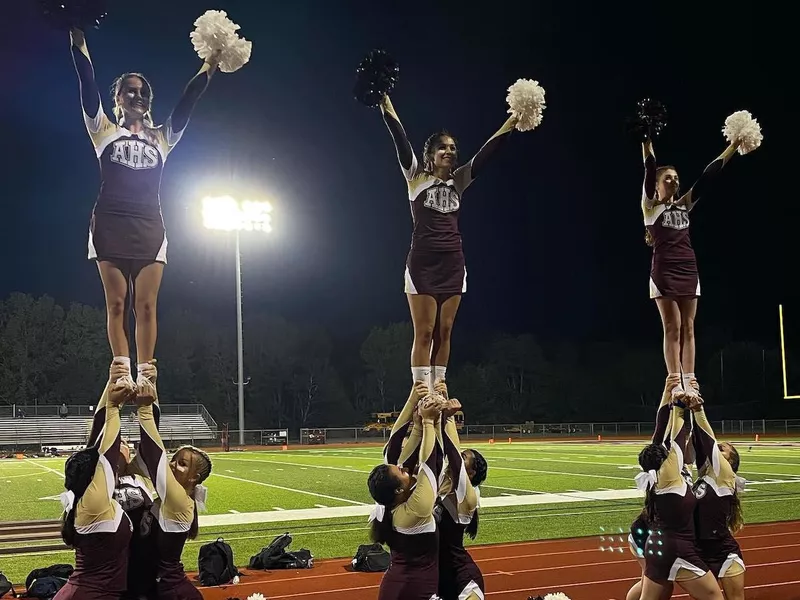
<box><xmin>298</xmin><ymin>419</ymin><xmax>800</xmax><ymax>444</ymax></box>
<box><xmin>4</xmin><ymin>419</ymin><xmax>799</xmax><ymax>452</ymax></box>
<box><xmin>2</xmin><ymin>403</ymin><xmax>217</xmax><ymax>429</ymax></box>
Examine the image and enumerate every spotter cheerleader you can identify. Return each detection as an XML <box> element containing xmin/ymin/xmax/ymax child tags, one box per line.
<box><xmin>380</xmin><ymin>94</ymin><xmax>517</xmax><ymax>389</ymax></box>
<box><xmin>642</xmin><ymin>137</ymin><xmax>741</xmax><ymax>401</ymax></box>
<box><xmin>437</xmin><ymin>394</ymin><xmax>488</xmax><ymax>600</ymax></box>
<box><xmin>70</xmin><ymin>27</ymin><xmax>216</xmax><ymax>389</ymax></box>
<box><xmin>55</xmin><ymin>364</ymin><xmax>135</xmax><ymax>600</ymax></box>
<box><xmin>135</xmin><ymin>372</ymin><xmax>212</xmax><ymax>600</ymax></box>
<box><xmin>86</xmin><ymin>369</ymin><xmax>159</xmax><ymax>600</ymax></box>
<box><xmin>626</xmin><ymin>374</ymin><xmax>693</xmax><ymax>600</ymax></box>
<box><xmin>368</xmin><ymin>393</ymin><xmax>445</xmax><ymax>600</ymax></box>
<box><xmin>690</xmin><ymin>400</ymin><xmax>746</xmax><ymax>600</ymax></box>
<box><xmin>635</xmin><ymin>383</ymin><xmax>723</xmax><ymax>600</ymax></box>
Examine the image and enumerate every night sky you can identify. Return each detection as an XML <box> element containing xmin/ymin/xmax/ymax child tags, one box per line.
<box><xmin>1</xmin><ymin>1</ymin><xmax>792</xmax><ymax>351</ymax></box>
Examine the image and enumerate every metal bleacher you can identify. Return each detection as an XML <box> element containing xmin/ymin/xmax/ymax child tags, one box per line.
<box><xmin>0</xmin><ymin>404</ymin><xmax>217</xmax><ymax>450</ymax></box>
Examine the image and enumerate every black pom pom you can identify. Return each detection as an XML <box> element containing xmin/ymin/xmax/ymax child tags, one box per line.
<box><xmin>353</xmin><ymin>49</ymin><xmax>399</xmax><ymax>108</ymax></box>
<box><xmin>625</xmin><ymin>98</ymin><xmax>668</xmax><ymax>142</ymax></box>
<box><xmin>40</xmin><ymin>0</ymin><xmax>109</xmax><ymax>31</ymax></box>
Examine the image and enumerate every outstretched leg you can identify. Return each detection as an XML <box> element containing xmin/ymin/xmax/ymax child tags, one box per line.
<box><xmin>97</xmin><ymin>261</ymin><xmax>134</xmax><ymax>386</ymax></box>
<box><xmin>655</xmin><ymin>297</ymin><xmax>683</xmax><ymax>398</ymax></box>
<box><xmin>407</xmin><ymin>294</ymin><xmax>437</xmax><ymax>383</ymax></box>
<box><xmin>132</xmin><ymin>262</ymin><xmax>164</xmax><ymax>384</ymax></box>
<box><xmin>430</xmin><ymin>294</ymin><xmax>462</xmax><ymax>387</ymax></box>
<box><xmin>677</xmin><ymin>297</ymin><xmax>699</xmax><ymax>395</ymax></box>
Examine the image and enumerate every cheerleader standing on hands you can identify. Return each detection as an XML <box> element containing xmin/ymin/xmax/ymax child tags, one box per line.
<box><xmin>380</xmin><ymin>78</ymin><xmax>544</xmax><ymax>389</ymax></box>
<box><xmin>641</xmin><ymin>110</ymin><xmax>762</xmax><ymax>401</ymax></box>
<box><xmin>70</xmin><ymin>27</ymin><xmax>217</xmax><ymax>389</ymax></box>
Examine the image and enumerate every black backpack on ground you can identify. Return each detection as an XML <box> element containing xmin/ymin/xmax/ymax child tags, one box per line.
<box><xmin>198</xmin><ymin>537</ymin><xmax>239</xmax><ymax>586</ymax></box>
<box><xmin>24</xmin><ymin>566</ymin><xmax>72</xmax><ymax>592</ymax></box>
<box><xmin>249</xmin><ymin>533</ymin><xmax>313</xmax><ymax>570</ymax></box>
<box><xmin>0</xmin><ymin>572</ymin><xmax>15</xmax><ymax>598</ymax></box>
<box><xmin>24</xmin><ymin>565</ymin><xmax>72</xmax><ymax>599</ymax></box>
<box><xmin>351</xmin><ymin>543</ymin><xmax>390</xmax><ymax>572</ymax></box>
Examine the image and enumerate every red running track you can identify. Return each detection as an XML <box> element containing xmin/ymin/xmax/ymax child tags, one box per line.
<box><xmin>198</xmin><ymin>520</ymin><xmax>800</xmax><ymax>600</ymax></box>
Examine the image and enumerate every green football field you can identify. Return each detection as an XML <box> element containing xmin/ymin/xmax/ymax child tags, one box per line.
<box><xmin>2</xmin><ymin>439</ymin><xmax>800</xmax><ymax>584</ymax></box>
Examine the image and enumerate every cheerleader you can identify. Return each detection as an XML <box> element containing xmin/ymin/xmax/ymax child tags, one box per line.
<box><xmin>690</xmin><ymin>400</ymin><xmax>746</xmax><ymax>600</ymax></box>
<box><xmin>367</xmin><ymin>393</ymin><xmax>445</xmax><ymax>600</ymax></box>
<box><xmin>70</xmin><ymin>27</ymin><xmax>217</xmax><ymax>389</ymax></box>
<box><xmin>380</xmin><ymin>94</ymin><xmax>517</xmax><ymax>388</ymax></box>
<box><xmin>642</xmin><ymin>137</ymin><xmax>741</xmax><ymax>401</ymax></box>
<box><xmin>135</xmin><ymin>374</ymin><xmax>212</xmax><ymax>600</ymax></box>
<box><xmin>626</xmin><ymin>374</ymin><xmax>683</xmax><ymax>600</ymax></box>
<box><xmin>437</xmin><ymin>395</ymin><xmax>488</xmax><ymax>600</ymax></box>
<box><xmin>635</xmin><ymin>388</ymin><xmax>723</xmax><ymax>600</ymax></box>
<box><xmin>55</xmin><ymin>364</ymin><xmax>135</xmax><ymax>600</ymax></box>
<box><xmin>86</xmin><ymin>371</ymin><xmax>159</xmax><ymax>600</ymax></box>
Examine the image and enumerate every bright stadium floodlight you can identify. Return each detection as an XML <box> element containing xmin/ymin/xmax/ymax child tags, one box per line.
<box><xmin>202</xmin><ymin>196</ymin><xmax>272</xmax><ymax>233</ymax></box>
<box><xmin>201</xmin><ymin>195</ymin><xmax>274</xmax><ymax>445</ymax></box>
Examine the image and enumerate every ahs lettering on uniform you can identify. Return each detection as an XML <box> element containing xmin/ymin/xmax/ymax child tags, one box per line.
<box><xmin>424</xmin><ymin>186</ymin><xmax>460</xmax><ymax>214</ymax></box>
<box><xmin>109</xmin><ymin>139</ymin><xmax>160</xmax><ymax>170</ymax></box>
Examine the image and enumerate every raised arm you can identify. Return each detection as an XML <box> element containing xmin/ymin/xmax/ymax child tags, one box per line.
<box><xmin>75</xmin><ymin>390</ymin><xmax>124</xmax><ymax>529</ymax></box>
<box><xmin>396</xmin><ymin>415</ymin><xmax>439</xmax><ymax>524</ymax></box>
<box><xmin>642</xmin><ymin>139</ymin><xmax>657</xmax><ymax>207</ymax></box>
<box><xmin>398</xmin><ymin>413</ymin><xmax>423</xmax><ymax>470</ymax></box>
<box><xmin>441</xmin><ymin>402</ymin><xmax>466</xmax><ymax>499</ymax></box>
<box><xmin>380</xmin><ymin>95</ymin><xmax>418</xmax><ymax>179</ymax></box>
<box><xmin>137</xmin><ymin>402</ymin><xmax>193</xmax><ymax>526</ymax></box>
<box><xmin>679</xmin><ymin>141</ymin><xmax>740</xmax><ymax>210</ymax></box>
<box><xmin>162</xmin><ymin>60</ymin><xmax>217</xmax><ymax>153</ymax></box>
<box><xmin>86</xmin><ymin>382</ymin><xmax>110</xmax><ymax>448</ymax></box>
<box><xmin>384</xmin><ymin>382</ymin><xmax>427</xmax><ymax>465</ymax></box>
<box><xmin>653</xmin><ymin>374</ymin><xmax>681</xmax><ymax>449</ymax></box>
<box><xmin>453</xmin><ymin>116</ymin><xmax>517</xmax><ymax>192</ymax></box>
<box><xmin>690</xmin><ymin>404</ymin><xmax>735</xmax><ymax>490</ymax></box>
<box><xmin>656</xmin><ymin>403</ymin><xmax>689</xmax><ymax>491</ymax></box>
<box><xmin>70</xmin><ymin>28</ymin><xmax>114</xmax><ymax>144</ymax></box>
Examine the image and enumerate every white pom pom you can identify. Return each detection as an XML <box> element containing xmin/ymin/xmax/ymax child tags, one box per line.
<box><xmin>722</xmin><ymin>110</ymin><xmax>763</xmax><ymax>155</ymax></box>
<box><xmin>246</xmin><ymin>594</ymin><xmax>267</xmax><ymax>600</ymax></box>
<box><xmin>190</xmin><ymin>9</ymin><xmax>252</xmax><ymax>74</ymax></box>
<box><xmin>543</xmin><ymin>593</ymin><xmax>572</xmax><ymax>600</ymax></box>
<box><xmin>506</xmin><ymin>78</ymin><xmax>546</xmax><ymax>132</ymax></box>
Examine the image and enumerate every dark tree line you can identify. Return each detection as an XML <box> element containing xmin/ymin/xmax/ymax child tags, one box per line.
<box><xmin>1</xmin><ymin>293</ymin><xmax>797</xmax><ymax>431</ymax></box>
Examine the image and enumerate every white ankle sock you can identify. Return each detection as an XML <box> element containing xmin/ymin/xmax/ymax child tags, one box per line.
<box><xmin>114</xmin><ymin>356</ymin><xmax>131</xmax><ymax>374</ymax></box>
<box><xmin>411</xmin><ymin>366</ymin><xmax>431</xmax><ymax>384</ymax></box>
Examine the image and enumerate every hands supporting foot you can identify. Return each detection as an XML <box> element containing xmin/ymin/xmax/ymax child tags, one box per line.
<box><xmin>667</xmin><ymin>373</ymin><xmax>704</xmax><ymax>410</ymax></box>
<box><xmin>411</xmin><ymin>379</ymin><xmax>461</xmax><ymax>421</ymax></box>
<box><xmin>108</xmin><ymin>358</ymin><xmax>158</xmax><ymax>408</ymax></box>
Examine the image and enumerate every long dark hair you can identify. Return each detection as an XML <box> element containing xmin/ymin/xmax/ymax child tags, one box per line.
<box><xmin>422</xmin><ymin>130</ymin><xmax>458</xmax><ymax>174</ymax></box>
<box><xmin>367</xmin><ymin>464</ymin><xmax>399</xmax><ymax>544</ymax></box>
<box><xmin>60</xmin><ymin>447</ymin><xmax>101</xmax><ymax>547</ymax></box>
<box><xmin>724</xmin><ymin>444</ymin><xmax>744</xmax><ymax>534</ymax></box>
<box><xmin>464</xmin><ymin>449</ymin><xmax>488</xmax><ymax>540</ymax></box>
<box><xmin>638</xmin><ymin>443</ymin><xmax>668</xmax><ymax>524</ymax></box>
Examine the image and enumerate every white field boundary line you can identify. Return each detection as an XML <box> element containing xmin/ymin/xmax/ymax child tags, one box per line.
<box><xmin>212</xmin><ymin>456</ymin><xmax>370</xmax><ymax>474</ymax></box>
<box><xmin>200</xmin><ymin>483</ymin><xmax>800</xmax><ymax>528</ymax></box>
<box><xmin>210</xmin><ymin>473</ymin><xmax>367</xmax><ymax>508</ymax></box>
<box><xmin>23</xmin><ymin>459</ymin><xmax>62</xmax><ymax>478</ymax></box>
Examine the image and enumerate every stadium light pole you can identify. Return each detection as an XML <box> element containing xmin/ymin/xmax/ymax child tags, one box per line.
<box><xmin>202</xmin><ymin>196</ymin><xmax>272</xmax><ymax>445</ymax></box>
